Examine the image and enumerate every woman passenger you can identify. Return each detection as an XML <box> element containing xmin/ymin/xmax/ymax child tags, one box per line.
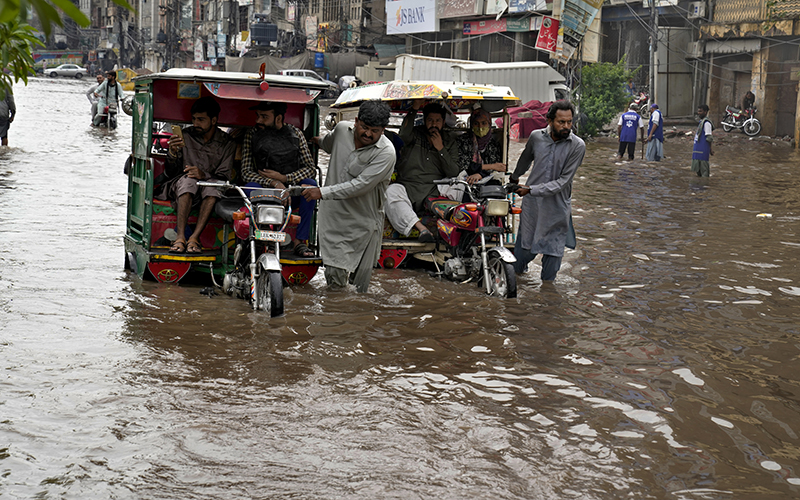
<box><xmin>456</xmin><ymin>107</ymin><xmax>506</xmax><ymax>187</ymax></box>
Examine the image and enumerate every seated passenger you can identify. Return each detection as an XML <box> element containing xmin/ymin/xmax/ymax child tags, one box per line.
<box><xmin>160</xmin><ymin>96</ymin><xmax>235</xmax><ymax>253</ymax></box>
<box><xmin>457</xmin><ymin>107</ymin><xmax>506</xmax><ymax>187</ymax></box>
<box><xmin>240</xmin><ymin>101</ymin><xmax>317</xmax><ymax>257</ymax></box>
<box><xmin>385</xmin><ymin>102</ymin><xmax>459</xmax><ymax>242</ymax></box>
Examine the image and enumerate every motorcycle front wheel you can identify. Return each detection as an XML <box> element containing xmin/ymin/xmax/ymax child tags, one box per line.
<box><xmin>485</xmin><ymin>255</ymin><xmax>517</xmax><ymax>299</ymax></box>
<box><xmin>744</xmin><ymin>119</ymin><xmax>761</xmax><ymax>136</ymax></box>
<box><xmin>256</xmin><ymin>268</ymin><xmax>284</xmax><ymax>317</ymax></box>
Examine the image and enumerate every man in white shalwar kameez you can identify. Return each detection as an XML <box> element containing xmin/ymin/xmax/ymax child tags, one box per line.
<box><xmin>510</xmin><ymin>100</ymin><xmax>585</xmax><ymax>282</ymax></box>
<box><xmin>303</xmin><ymin>100</ymin><xmax>396</xmax><ymax>292</ymax></box>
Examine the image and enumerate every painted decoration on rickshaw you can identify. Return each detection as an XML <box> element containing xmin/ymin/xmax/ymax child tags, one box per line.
<box><xmin>132</xmin><ymin>93</ymin><xmax>152</xmax><ymax>159</ymax></box>
<box><xmin>280</xmin><ymin>263</ymin><xmax>321</xmax><ymax>285</ymax></box>
<box><xmin>383</xmin><ymin>83</ymin><xmax>443</xmax><ymax>100</ymax></box>
<box><xmin>378</xmin><ymin>249</ymin><xmax>408</xmax><ymax>269</ymax></box>
<box><xmin>178</xmin><ymin>82</ymin><xmax>201</xmax><ymax>99</ymax></box>
<box><xmin>147</xmin><ymin>262</ymin><xmax>191</xmax><ymax>283</ymax></box>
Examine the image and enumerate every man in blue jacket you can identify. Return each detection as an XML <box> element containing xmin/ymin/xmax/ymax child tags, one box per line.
<box><xmin>617</xmin><ymin>103</ymin><xmax>644</xmax><ymax>160</ymax></box>
<box><xmin>645</xmin><ymin>103</ymin><xmax>664</xmax><ymax>161</ymax></box>
<box><xmin>691</xmin><ymin>104</ymin><xmax>714</xmax><ymax>177</ymax></box>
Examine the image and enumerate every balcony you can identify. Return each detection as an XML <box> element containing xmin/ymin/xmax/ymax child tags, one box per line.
<box><xmin>714</xmin><ymin>0</ymin><xmax>800</xmax><ymax>23</ymax></box>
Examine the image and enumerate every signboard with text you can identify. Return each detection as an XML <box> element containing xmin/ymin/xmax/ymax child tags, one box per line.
<box><xmin>535</xmin><ymin>15</ymin><xmax>559</xmax><ymax>53</ymax></box>
<box><xmin>463</xmin><ymin>19</ymin><xmax>506</xmax><ymax>35</ymax></box>
<box><xmin>386</xmin><ymin>0</ymin><xmax>438</xmax><ymax>34</ymax></box>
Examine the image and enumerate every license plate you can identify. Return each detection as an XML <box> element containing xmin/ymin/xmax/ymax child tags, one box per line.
<box><xmin>255</xmin><ymin>230</ymin><xmax>288</xmax><ymax>243</ymax></box>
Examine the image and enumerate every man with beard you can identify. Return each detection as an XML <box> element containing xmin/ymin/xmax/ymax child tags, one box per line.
<box><xmin>161</xmin><ymin>96</ymin><xmax>235</xmax><ymax>253</ymax></box>
<box><xmin>509</xmin><ymin>100</ymin><xmax>585</xmax><ymax>282</ymax></box>
<box><xmin>240</xmin><ymin>101</ymin><xmax>317</xmax><ymax>257</ymax></box>
<box><xmin>302</xmin><ymin>100</ymin><xmax>396</xmax><ymax>293</ymax></box>
<box><xmin>92</xmin><ymin>70</ymin><xmax>125</xmax><ymax>127</ymax></box>
<box><xmin>385</xmin><ymin>101</ymin><xmax>459</xmax><ymax>241</ymax></box>
<box><xmin>86</xmin><ymin>73</ymin><xmax>104</xmax><ymax>125</ymax></box>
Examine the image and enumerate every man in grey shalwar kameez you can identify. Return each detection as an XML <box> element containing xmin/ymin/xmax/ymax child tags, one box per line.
<box><xmin>303</xmin><ymin>100</ymin><xmax>396</xmax><ymax>293</ymax></box>
<box><xmin>510</xmin><ymin>100</ymin><xmax>585</xmax><ymax>281</ymax></box>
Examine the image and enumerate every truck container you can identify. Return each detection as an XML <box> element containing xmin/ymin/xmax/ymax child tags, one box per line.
<box><xmin>451</xmin><ymin>61</ymin><xmax>570</xmax><ymax>104</ymax></box>
<box><xmin>394</xmin><ymin>54</ymin><xmax>483</xmax><ymax>82</ymax></box>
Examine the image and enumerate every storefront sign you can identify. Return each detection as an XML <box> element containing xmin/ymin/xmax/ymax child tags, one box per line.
<box><xmin>463</xmin><ymin>18</ymin><xmax>506</xmax><ymax>35</ymax></box>
<box><xmin>439</xmin><ymin>0</ymin><xmax>483</xmax><ymax>19</ymax></box>
<box><xmin>535</xmin><ymin>15</ymin><xmax>558</xmax><ymax>53</ymax></box>
<box><xmin>508</xmin><ymin>0</ymin><xmax>546</xmax><ymax>13</ymax></box>
<box><xmin>386</xmin><ymin>0</ymin><xmax>438</xmax><ymax>34</ymax></box>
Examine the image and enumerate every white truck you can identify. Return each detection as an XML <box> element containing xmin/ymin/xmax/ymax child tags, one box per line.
<box><xmin>451</xmin><ymin>61</ymin><xmax>570</xmax><ymax>104</ymax></box>
<box><xmin>394</xmin><ymin>54</ymin><xmax>570</xmax><ymax>104</ymax></box>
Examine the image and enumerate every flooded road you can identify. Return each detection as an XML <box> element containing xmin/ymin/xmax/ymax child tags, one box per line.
<box><xmin>2</xmin><ymin>78</ymin><xmax>800</xmax><ymax>499</ymax></box>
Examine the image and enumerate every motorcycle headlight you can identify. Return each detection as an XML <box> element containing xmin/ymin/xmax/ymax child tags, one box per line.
<box><xmin>255</xmin><ymin>205</ymin><xmax>284</xmax><ymax>225</ymax></box>
<box><xmin>485</xmin><ymin>199</ymin><xmax>510</xmax><ymax>216</ymax></box>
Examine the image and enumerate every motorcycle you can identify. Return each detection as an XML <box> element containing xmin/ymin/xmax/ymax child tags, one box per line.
<box><xmin>721</xmin><ymin>105</ymin><xmax>761</xmax><ymax>136</ymax></box>
<box><xmin>633</xmin><ymin>91</ymin><xmax>649</xmax><ymax>117</ymax></box>
<box><xmin>96</xmin><ymin>101</ymin><xmax>118</xmax><ymax>129</ymax></box>
<box><xmin>428</xmin><ymin>178</ymin><xmax>518</xmax><ymax>298</ymax></box>
<box><xmin>196</xmin><ymin>181</ymin><xmax>303</xmax><ymax>317</ymax></box>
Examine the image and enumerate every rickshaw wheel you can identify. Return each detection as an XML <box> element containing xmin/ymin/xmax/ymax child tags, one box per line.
<box><xmin>256</xmin><ymin>268</ymin><xmax>284</xmax><ymax>317</ymax></box>
<box><xmin>485</xmin><ymin>255</ymin><xmax>517</xmax><ymax>299</ymax></box>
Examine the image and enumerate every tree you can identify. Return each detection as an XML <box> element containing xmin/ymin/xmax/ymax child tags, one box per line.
<box><xmin>0</xmin><ymin>0</ymin><xmax>132</xmax><ymax>97</ymax></box>
<box><xmin>576</xmin><ymin>58</ymin><xmax>639</xmax><ymax>137</ymax></box>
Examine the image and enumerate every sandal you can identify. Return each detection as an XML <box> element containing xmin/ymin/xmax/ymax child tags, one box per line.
<box><xmin>418</xmin><ymin>230</ymin><xmax>435</xmax><ymax>243</ymax></box>
<box><xmin>293</xmin><ymin>242</ymin><xmax>315</xmax><ymax>257</ymax></box>
<box><xmin>169</xmin><ymin>240</ymin><xmax>186</xmax><ymax>253</ymax></box>
<box><xmin>186</xmin><ymin>240</ymin><xmax>202</xmax><ymax>253</ymax></box>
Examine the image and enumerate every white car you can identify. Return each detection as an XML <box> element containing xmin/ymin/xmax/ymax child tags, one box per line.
<box><xmin>278</xmin><ymin>69</ymin><xmax>339</xmax><ymax>98</ymax></box>
<box><xmin>44</xmin><ymin>64</ymin><xmax>90</xmax><ymax>79</ymax></box>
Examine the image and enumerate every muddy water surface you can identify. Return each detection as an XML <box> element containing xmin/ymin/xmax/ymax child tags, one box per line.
<box><xmin>1</xmin><ymin>79</ymin><xmax>800</xmax><ymax>499</ymax></box>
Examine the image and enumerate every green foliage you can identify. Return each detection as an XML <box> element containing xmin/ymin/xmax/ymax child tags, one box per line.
<box><xmin>577</xmin><ymin>59</ymin><xmax>639</xmax><ymax>137</ymax></box>
<box><xmin>0</xmin><ymin>20</ymin><xmax>44</xmax><ymax>99</ymax></box>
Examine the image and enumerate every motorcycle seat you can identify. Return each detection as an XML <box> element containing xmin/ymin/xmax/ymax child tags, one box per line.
<box><xmin>726</xmin><ymin>105</ymin><xmax>741</xmax><ymax>113</ymax></box>
<box><xmin>215</xmin><ymin>197</ymin><xmax>245</xmax><ymax>223</ymax></box>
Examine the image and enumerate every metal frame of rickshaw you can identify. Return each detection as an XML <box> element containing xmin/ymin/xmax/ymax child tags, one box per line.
<box><xmin>123</xmin><ymin>68</ymin><xmax>330</xmax><ymax>284</ymax></box>
<box><xmin>326</xmin><ymin>80</ymin><xmax>523</xmax><ymax>268</ymax></box>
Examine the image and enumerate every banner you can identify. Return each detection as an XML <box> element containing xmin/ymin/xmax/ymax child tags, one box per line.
<box><xmin>559</xmin><ymin>0</ymin><xmax>603</xmax><ymax>60</ymax></box>
<box><xmin>508</xmin><ymin>0</ymin><xmax>546</xmax><ymax>13</ymax></box>
<box><xmin>535</xmin><ymin>16</ymin><xmax>558</xmax><ymax>53</ymax></box>
<box><xmin>463</xmin><ymin>19</ymin><xmax>506</xmax><ymax>35</ymax></box>
<box><xmin>194</xmin><ymin>37</ymin><xmax>204</xmax><ymax>61</ymax></box>
<box><xmin>506</xmin><ymin>18</ymin><xmax>532</xmax><ymax>31</ymax></box>
<box><xmin>386</xmin><ymin>0</ymin><xmax>438</xmax><ymax>34</ymax></box>
<box><xmin>305</xmin><ymin>16</ymin><xmax>317</xmax><ymax>49</ymax></box>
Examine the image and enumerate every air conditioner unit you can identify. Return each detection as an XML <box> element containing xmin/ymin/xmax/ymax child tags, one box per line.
<box><xmin>687</xmin><ymin>41</ymin><xmax>704</xmax><ymax>59</ymax></box>
<box><xmin>688</xmin><ymin>1</ymin><xmax>706</xmax><ymax>18</ymax></box>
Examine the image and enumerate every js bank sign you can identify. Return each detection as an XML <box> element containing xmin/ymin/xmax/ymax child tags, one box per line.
<box><xmin>386</xmin><ymin>0</ymin><xmax>438</xmax><ymax>34</ymax></box>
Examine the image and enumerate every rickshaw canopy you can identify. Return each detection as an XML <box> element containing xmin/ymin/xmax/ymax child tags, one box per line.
<box><xmin>331</xmin><ymin>80</ymin><xmax>521</xmax><ymax>114</ymax></box>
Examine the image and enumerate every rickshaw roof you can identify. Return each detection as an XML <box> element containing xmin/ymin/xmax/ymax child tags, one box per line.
<box><xmin>331</xmin><ymin>80</ymin><xmax>521</xmax><ymax>113</ymax></box>
<box><xmin>134</xmin><ymin>68</ymin><xmax>329</xmax><ymax>90</ymax></box>
<box><xmin>135</xmin><ymin>68</ymin><xmax>329</xmax><ymax>104</ymax></box>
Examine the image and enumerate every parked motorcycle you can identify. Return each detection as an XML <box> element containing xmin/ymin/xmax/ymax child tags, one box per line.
<box><xmin>429</xmin><ymin>179</ymin><xmax>518</xmax><ymax>298</ymax></box>
<box><xmin>197</xmin><ymin>181</ymin><xmax>301</xmax><ymax>317</ymax></box>
<box><xmin>721</xmin><ymin>105</ymin><xmax>761</xmax><ymax>136</ymax></box>
<box><xmin>633</xmin><ymin>91</ymin><xmax>649</xmax><ymax>116</ymax></box>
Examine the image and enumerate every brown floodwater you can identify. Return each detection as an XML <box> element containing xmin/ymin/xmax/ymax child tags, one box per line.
<box><xmin>2</xmin><ymin>79</ymin><xmax>800</xmax><ymax>499</ymax></box>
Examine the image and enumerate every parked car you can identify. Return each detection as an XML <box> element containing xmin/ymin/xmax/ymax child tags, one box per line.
<box><xmin>44</xmin><ymin>64</ymin><xmax>90</xmax><ymax>79</ymax></box>
<box><xmin>278</xmin><ymin>69</ymin><xmax>339</xmax><ymax>98</ymax></box>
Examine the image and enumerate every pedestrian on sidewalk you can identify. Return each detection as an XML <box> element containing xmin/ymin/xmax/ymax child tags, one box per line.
<box><xmin>691</xmin><ymin>104</ymin><xmax>714</xmax><ymax>177</ymax></box>
<box><xmin>645</xmin><ymin>103</ymin><xmax>664</xmax><ymax>161</ymax></box>
<box><xmin>617</xmin><ymin>103</ymin><xmax>644</xmax><ymax>161</ymax></box>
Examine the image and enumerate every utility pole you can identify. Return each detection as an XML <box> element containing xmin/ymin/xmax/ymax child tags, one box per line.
<box><xmin>649</xmin><ymin>0</ymin><xmax>658</xmax><ymax>108</ymax></box>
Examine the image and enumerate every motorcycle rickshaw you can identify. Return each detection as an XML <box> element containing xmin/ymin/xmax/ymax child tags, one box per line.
<box><xmin>124</xmin><ymin>68</ymin><xmax>328</xmax><ymax>294</ymax></box>
<box><xmin>326</xmin><ymin>81</ymin><xmax>523</xmax><ymax>298</ymax></box>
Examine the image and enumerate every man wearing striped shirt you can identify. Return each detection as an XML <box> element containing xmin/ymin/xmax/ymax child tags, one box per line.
<box><xmin>240</xmin><ymin>101</ymin><xmax>317</xmax><ymax>257</ymax></box>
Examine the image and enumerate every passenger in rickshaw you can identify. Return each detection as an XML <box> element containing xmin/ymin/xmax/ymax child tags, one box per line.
<box><xmin>239</xmin><ymin>101</ymin><xmax>317</xmax><ymax>257</ymax></box>
<box><xmin>385</xmin><ymin>102</ymin><xmax>459</xmax><ymax>242</ymax></box>
<box><xmin>160</xmin><ymin>96</ymin><xmax>236</xmax><ymax>253</ymax></box>
<box><xmin>456</xmin><ymin>106</ymin><xmax>506</xmax><ymax>193</ymax></box>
